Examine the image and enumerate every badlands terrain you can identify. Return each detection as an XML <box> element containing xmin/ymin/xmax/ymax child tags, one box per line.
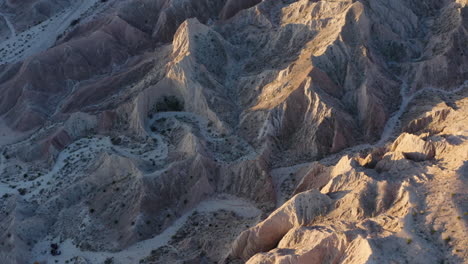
<box><xmin>0</xmin><ymin>0</ymin><xmax>467</xmax><ymax>263</ymax></box>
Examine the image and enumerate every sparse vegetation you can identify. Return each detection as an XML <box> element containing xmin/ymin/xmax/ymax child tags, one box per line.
<box><xmin>0</xmin><ymin>2</ymin><xmax>466</xmax><ymax>263</ymax></box>
<box><xmin>104</xmin><ymin>257</ymin><xmax>114</xmax><ymax>264</ymax></box>
<box><xmin>111</xmin><ymin>137</ymin><xmax>122</xmax><ymax>145</ymax></box>
<box><xmin>18</xmin><ymin>188</ymin><xmax>27</xmax><ymax>195</ymax></box>
<box><xmin>70</xmin><ymin>18</ymin><xmax>80</xmax><ymax>27</ymax></box>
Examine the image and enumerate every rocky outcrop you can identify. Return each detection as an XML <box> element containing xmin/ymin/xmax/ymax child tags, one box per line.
<box><xmin>232</xmin><ymin>190</ymin><xmax>332</xmax><ymax>261</ymax></box>
<box><xmin>0</xmin><ymin>0</ymin><xmax>467</xmax><ymax>263</ymax></box>
<box><xmin>246</xmin><ymin>228</ymin><xmax>373</xmax><ymax>264</ymax></box>
<box><xmin>231</xmin><ymin>93</ymin><xmax>468</xmax><ymax>264</ymax></box>
<box><xmin>389</xmin><ymin>133</ymin><xmax>436</xmax><ymax>161</ymax></box>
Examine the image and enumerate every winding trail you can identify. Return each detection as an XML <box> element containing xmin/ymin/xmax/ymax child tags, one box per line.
<box><xmin>346</xmin><ymin>81</ymin><xmax>468</xmax><ymax>153</ymax></box>
<box><xmin>0</xmin><ymin>0</ymin><xmax>99</xmax><ymax>64</ymax></box>
<box><xmin>31</xmin><ymin>195</ymin><xmax>261</xmax><ymax>264</ymax></box>
<box><xmin>377</xmin><ymin>81</ymin><xmax>468</xmax><ymax>146</ymax></box>
<box><xmin>3</xmin><ymin>78</ymin><xmax>466</xmax><ymax>261</ymax></box>
<box><xmin>148</xmin><ymin>112</ymin><xmax>222</xmax><ymax>142</ymax></box>
<box><xmin>269</xmin><ymin>81</ymin><xmax>468</xmax><ymax>204</ymax></box>
<box><xmin>0</xmin><ymin>135</ymin><xmax>167</xmax><ymax>198</ymax></box>
<box><xmin>147</xmin><ymin>111</ymin><xmax>257</xmax><ymax>162</ymax></box>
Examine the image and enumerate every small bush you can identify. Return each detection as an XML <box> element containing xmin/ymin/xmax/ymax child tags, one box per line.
<box><xmin>155</xmin><ymin>96</ymin><xmax>184</xmax><ymax>112</ymax></box>
<box><xmin>70</xmin><ymin>18</ymin><xmax>80</xmax><ymax>27</ymax></box>
<box><xmin>111</xmin><ymin>137</ymin><xmax>121</xmax><ymax>145</ymax></box>
<box><xmin>407</xmin><ymin>239</ymin><xmax>412</xmax><ymax>244</ymax></box>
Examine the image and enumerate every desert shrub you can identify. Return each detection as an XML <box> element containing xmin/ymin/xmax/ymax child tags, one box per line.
<box><xmin>111</xmin><ymin>137</ymin><xmax>121</xmax><ymax>145</ymax></box>
<box><xmin>18</xmin><ymin>188</ymin><xmax>27</xmax><ymax>195</ymax></box>
<box><xmin>155</xmin><ymin>96</ymin><xmax>184</xmax><ymax>112</ymax></box>
<box><xmin>70</xmin><ymin>18</ymin><xmax>80</xmax><ymax>27</ymax></box>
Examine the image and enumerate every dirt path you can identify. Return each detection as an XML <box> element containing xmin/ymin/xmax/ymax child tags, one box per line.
<box><xmin>0</xmin><ymin>0</ymin><xmax>99</xmax><ymax>64</ymax></box>
<box><xmin>30</xmin><ymin>195</ymin><xmax>261</xmax><ymax>264</ymax></box>
<box><xmin>269</xmin><ymin>81</ymin><xmax>468</xmax><ymax>202</ymax></box>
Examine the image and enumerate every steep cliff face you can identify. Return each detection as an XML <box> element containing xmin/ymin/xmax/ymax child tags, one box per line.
<box><xmin>232</xmin><ymin>91</ymin><xmax>468</xmax><ymax>264</ymax></box>
<box><xmin>0</xmin><ymin>0</ymin><xmax>466</xmax><ymax>263</ymax></box>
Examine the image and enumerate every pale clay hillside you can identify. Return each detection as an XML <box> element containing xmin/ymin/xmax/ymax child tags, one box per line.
<box><xmin>0</xmin><ymin>0</ymin><xmax>467</xmax><ymax>263</ymax></box>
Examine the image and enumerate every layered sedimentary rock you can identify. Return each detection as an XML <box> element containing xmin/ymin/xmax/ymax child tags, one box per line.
<box><xmin>0</xmin><ymin>0</ymin><xmax>467</xmax><ymax>263</ymax></box>
<box><xmin>232</xmin><ymin>93</ymin><xmax>468</xmax><ymax>264</ymax></box>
